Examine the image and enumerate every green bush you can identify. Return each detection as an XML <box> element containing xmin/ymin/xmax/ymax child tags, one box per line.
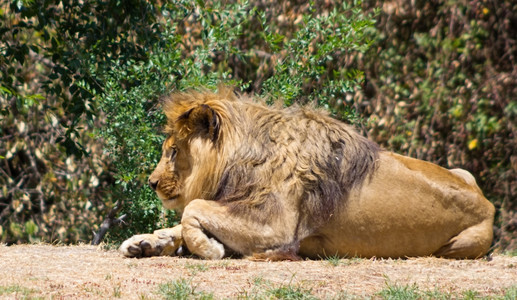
<box><xmin>0</xmin><ymin>0</ymin><xmax>163</xmax><ymax>243</ymax></box>
<box><xmin>1</xmin><ymin>0</ymin><xmax>188</xmax><ymax>243</ymax></box>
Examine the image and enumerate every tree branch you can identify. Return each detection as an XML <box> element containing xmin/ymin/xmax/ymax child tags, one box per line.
<box><xmin>91</xmin><ymin>200</ymin><xmax>126</xmax><ymax>245</ymax></box>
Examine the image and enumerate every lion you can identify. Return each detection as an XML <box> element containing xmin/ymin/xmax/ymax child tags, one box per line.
<box><xmin>120</xmin><ymin>88</ymin><xmax>495</xmax><ymax>260</ymax></box>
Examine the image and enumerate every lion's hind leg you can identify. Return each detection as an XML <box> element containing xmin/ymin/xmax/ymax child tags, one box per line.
<box><xmin>119</xmin><ymin>225</ymin><xmax>185</xmax><ymax>257</ymax></box>
<box><xmin>433</xmin><ymin>219</ymin><xmax>493</xmax><ymax>259</ymax></box>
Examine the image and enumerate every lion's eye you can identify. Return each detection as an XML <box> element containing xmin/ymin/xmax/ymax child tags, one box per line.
<box><xmin>170</xmin><ymin>146</ymin><xmax>177</xmax><ymax>160</ymax></box>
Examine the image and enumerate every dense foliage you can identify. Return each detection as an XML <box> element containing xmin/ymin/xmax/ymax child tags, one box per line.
<box><xmin>1</xmin><ymin>0</ymin><xmax>515</xmax><ymax>250</ymax></box>
<box><xmin>1</xmin><ymin>0</ymin><xmax>172</xmax><ymax>243</ymax></box>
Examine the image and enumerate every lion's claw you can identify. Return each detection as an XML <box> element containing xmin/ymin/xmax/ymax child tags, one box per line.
<box><xmin>127</xmin><ymin>244</ymin><xmax>143</xmax><ymax>256</ymax></box>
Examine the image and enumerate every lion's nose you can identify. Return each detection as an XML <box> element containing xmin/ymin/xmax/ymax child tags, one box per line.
<box><xmin>149</xmin><ymin>179</ymin><xmax>159</xmax><ymax>191</ymax></box>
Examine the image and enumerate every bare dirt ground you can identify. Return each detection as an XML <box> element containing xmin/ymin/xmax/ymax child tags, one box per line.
<box><xmin>0</xmin><ymin>244</ymin><xmax>516</xmax><ymax>299</ymax></box>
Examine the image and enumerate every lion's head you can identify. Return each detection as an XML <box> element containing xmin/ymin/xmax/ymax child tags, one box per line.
<box><xmin>148</xmin><ymin>88</ymin><xmax>236</xmax><ymax>211</ymax></box>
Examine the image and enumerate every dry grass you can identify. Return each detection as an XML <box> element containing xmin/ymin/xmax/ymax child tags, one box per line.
<box><xmin>0</xmin><ymin>244</ymin><xmax>516</xmax><ymax>299</ymax></box>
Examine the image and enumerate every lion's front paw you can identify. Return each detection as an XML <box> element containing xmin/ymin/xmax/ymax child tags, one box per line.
<box><xmin>119</xmin><ymin>226</ymin><xmax>184</xmax><ymax>258</ymax></box>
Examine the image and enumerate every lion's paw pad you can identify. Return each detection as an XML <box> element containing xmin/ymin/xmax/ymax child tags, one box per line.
<box><xmin>119</xmin><ymin>234</ymin><xmax>164</xmax><ymax>258</ymax></box>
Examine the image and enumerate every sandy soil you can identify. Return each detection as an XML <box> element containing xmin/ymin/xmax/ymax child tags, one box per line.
<box><xmin>0</xmin><ymin>244</ymin><xmax>516</xmax><ymax>299</ymax></box>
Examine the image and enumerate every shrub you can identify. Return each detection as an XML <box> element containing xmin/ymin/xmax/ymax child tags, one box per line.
<box><xmin>0</xmin><ymin>0</ymin><xmax>162</xmax><ymax>243</ymax></box>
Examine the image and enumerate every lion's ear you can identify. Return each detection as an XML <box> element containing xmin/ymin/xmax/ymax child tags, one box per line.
<box><xmin>177</xmin><ymin>104</ymin><xmax>220</xmax><ymax>142</ymax></box>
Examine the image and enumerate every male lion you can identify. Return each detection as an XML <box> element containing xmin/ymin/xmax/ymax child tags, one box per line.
<box><xmin>120</xmin><ymin>88</ymin><xmax>495</xmax><ymax>260</ymax></box>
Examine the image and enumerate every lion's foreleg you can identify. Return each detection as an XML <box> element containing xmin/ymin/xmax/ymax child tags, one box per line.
<box><xmin>119</xmin><ymin>225</ymin><xmax>184</xmax><ymax>257</ymax></box>
<box><xmin>181</xmin><ymin>199</ymin><xmax>296</xmax><ymax>260</ymax></box>
<box><xmin>180</xmin><ymin>199</ymin><xmax>232</xmax><ymax>259</ymax></box>
<box><xmin>182</xmin><ymin>215</ymin><xmax>226</xmax><ymax>259</ymax></box>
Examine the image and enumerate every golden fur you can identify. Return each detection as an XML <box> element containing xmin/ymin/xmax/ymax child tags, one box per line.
<box><xmin>120</xmin><ymin>88</ymin><xmax>495</xmax><ymax>260</ymax></box>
